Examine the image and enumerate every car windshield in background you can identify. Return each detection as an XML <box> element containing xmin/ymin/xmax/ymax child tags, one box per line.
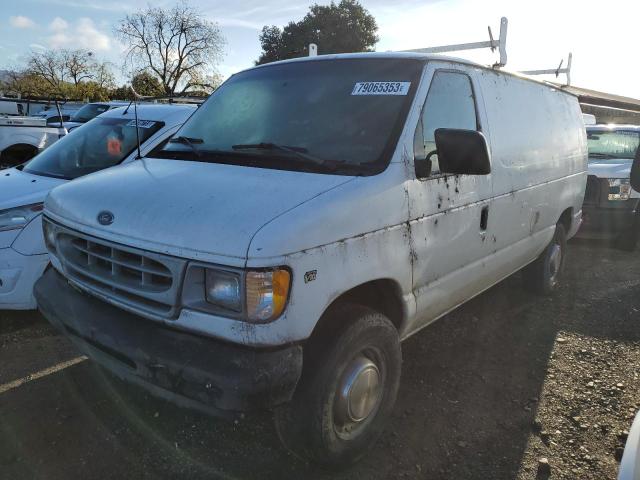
<box><xmin>23</xmin><ymin>117</ymin><xmax>164</xmax><ymax>180</ymax></box>
<box><xmin>587</xmin><ymin>129</ymin><xmax>640</xmax><ymax>160</ymax></box>
<box><xmin>156</xmin><ymin>58</ymin><xmax>423</xmax><ymax>175</ymax></box>
<box><xmin>69</xmin><ymin>104</ymin><xmax>111</xmax><ymax>123</ymax></box>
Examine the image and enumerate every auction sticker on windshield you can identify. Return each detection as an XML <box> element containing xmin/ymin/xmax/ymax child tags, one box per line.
<box><xmin>351</xmin><ymin>81</ymin><xmax>411</xmax><ymax>95</ymax></box>
<box><xmin>126</xmin><ymin>120</ymin><xmax>157</xmax><ymax>128</ymax></box>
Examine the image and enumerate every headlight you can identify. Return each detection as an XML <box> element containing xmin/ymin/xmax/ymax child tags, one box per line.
<box><xmin>205</xmin><ymin>269</ymin><xmax>241</xmax><ymax>312</ymax></box>
<box><xmin>200</xmin><ymin>267</ymin><xmax>291</xmax><ymax>323</ymax></box>
<box><xmin>0</xmin><ymin>203</ymin><xmax>43</xmax><ymax>232</ymax></box>
<box><xmin>43</xmin><ymin>219</ymin><xmax>57</xmax><ymax>252</ymax></box>
<box><xmin>608</xmin><ymin>178</ymin><xmax>632</xmax><ymax>201</ymax></box>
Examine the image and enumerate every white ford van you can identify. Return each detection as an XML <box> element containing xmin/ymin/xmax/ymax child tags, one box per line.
<box><xmin>35</xmin><ymin>53</ymin><xmax>587</xmax><ymax>466</ymax></box>
<box><xmin>0</xmin><ymin>104</ymin><xmax>196</xmax><ymax>309</ymax></box>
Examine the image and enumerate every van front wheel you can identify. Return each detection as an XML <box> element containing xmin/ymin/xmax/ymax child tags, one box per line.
<box><xmin>523</xmin><ymin>223</ymin><xmax>566</xmax><ymax>295</ymax></box>
<box><xmin>274</xmin><ymin>304</ymin><xmax>401</xmax><ymax>467</ymax></box>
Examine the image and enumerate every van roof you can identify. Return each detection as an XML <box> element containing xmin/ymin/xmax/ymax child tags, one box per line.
<box><xmin>248</xmin><ymin>51</ymin><xmax>578</xmax><ymax>97</ymax></box>
<box><xmin>97</xmin><ymin>103</ymin><xmax>197</xmax><ymax>125</ymax></box>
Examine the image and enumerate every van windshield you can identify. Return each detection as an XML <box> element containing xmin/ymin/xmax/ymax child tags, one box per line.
<box><xmin>155</xmin><ymin>58</ymin><xmax>422</xmax><ymax>175</ymax></box>
<box><xmin>587</xmin><ymin>129</ymin><xmax>640</xmax><ymax>161</ymax></box>
<box><xmin>23</xmin><ymin>117</ymin><xmax>164</xmax><ymax>180</ymax></box>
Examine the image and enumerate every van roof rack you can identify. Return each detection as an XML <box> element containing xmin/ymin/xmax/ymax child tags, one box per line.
<box><xmin>521</xmin><ymin>53</ymin><xmax>573</xmax><ymax>86</ymax></box>
<box><xmin>401</xmin><ymin>17</ymin><xmax>508</xmax><ymax>68</ymax></box>
<box><xmin>0</xmin><ymin>94</ymin><xmax>70</xmax><ymax>126</ymax></box>
<box><xmin>127</xmin><ymin>88</ymin><xmax>207</xmax><ymax>104</ymax></box>
<box><xmin>308</xmin><ymin>17</ymin><xmax>509</xmax><ymax>68</ymax></box>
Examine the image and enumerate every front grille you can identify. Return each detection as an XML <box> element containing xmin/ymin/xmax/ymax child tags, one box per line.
<box><xmin>54</xmin><ymin>225</ymin><xmax>186</xmax><ymax>319</ymax></box>
<box><xmin>584</xmin><ymin>175</ymin><xmax>603</xmax><ymax>205</ymax></box>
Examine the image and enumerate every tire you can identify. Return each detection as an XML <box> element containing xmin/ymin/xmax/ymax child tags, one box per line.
<box><xmin>274</xmin><ymin>304</ymin><xmax>401</xmax><ymax>468</ymax></box>
<box><xmin>523</xmin><ymin>223</ymin><xmax>567</xmax><ymax>295</ymax></box>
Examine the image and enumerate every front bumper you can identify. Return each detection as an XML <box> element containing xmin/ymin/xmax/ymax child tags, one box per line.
<box><xmin>579</xmin><ymin>199</ymin><xmax>639</xmax><ymax>238</ymax></box>
<box><xmin>34</xmin><ymin>268</ymin><xmax>303</xmax><ymax>416</ymax></box>
<box><xmin>0</xmin><ymin>248</ymin><xmax>49</xmax><ymax>310</ymax></box>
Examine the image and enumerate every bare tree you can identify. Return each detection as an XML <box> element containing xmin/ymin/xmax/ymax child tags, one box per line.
<box><xmin>63</xmin><ymin>50</ymin><xmax>95</xmax><ymax>86</ymax></box>
<box><xmin>93</xmin><ymin>61</ymin><xmax>116</xmax><ymax>90</ymax></box>
<box><xmin>26</xmin><ymin>49</ymin><xmax>107</xmax><ymax>88</ymax></box>
<box><xmin>22</xmin><ymin>49</ymin><xmax>115</xmax><ymax>99</ymax></box>
<box><xmin>26</xmin><ymin>50</ymin><xmax>64</xmax><ymax>89</ymax></box>
<box><xmin>115</xmin><ymin>1</ymin><xmax>225</xmax><ymax>94</ymax></box>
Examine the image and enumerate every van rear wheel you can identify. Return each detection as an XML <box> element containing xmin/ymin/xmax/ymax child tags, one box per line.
<box><xmin>274</xmin><ymin>304</ymin><xmax>401</xmax><ymax>468</ymax></box>
<box><xmin>523</xmin><ymin>223</ymin><xmax>566</xmax><ymax>295</ymax></box>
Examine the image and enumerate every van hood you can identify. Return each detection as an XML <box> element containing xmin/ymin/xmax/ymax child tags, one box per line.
<box><xmin>0</xmin><ymin>167</ymin><xmax>66</xmax><ymax>210</ymax></box>
<box><xmin>588</xmin><ymin>158</ymin><xmax>633</xmax><ymax>179</ymax></box>
<box><xmin>45</xmin><ymin>159</ymin><xmax>354</xmax><ymax>262</ymax></box>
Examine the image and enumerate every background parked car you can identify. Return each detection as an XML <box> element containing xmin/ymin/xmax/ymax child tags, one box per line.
<box><xmin>32</xmin><ymin>107</ymin><xmax>79</xmax><ymax>126</ymax></box>
<box><xmin>0</xmin><ymin>103</ymin><xmax>196</xmax><ymax>310</ymax></box>
<box><xmin>580</xmin><ymin>125</ymin><xmax>640</xmax><ymax>251</ymax></box>
<box><xmin>63</xmin><ymin>101</ymin><xmax>130</xmax><ymax>131</ymax></box>
<box><xmin>617</xmin><ymin>153</ymin><xmax>640</xmax><ymax>480</ymax></box>
<box><xmin>0</xmin><ymin>116</ymin><xmax>66</xmax><ymax>169</ymax></box>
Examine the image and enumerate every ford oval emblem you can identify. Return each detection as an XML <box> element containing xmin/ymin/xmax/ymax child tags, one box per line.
<box><xmin>97</xmin><ymin>211</ymin><xmax>114</xmax><ymax>226</ymax></box>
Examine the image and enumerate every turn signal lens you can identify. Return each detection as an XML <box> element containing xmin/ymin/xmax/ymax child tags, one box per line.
<box><xmin>246</xmin><ymin>269</ymin><xmax>291</xmax><ymax>323</ymax></box>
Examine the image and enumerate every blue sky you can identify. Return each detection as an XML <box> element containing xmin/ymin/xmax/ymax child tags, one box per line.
<box><xmin>1</xmin><ymin>0</ymin><xmax>638</xmax><ymax>98</ymax></box>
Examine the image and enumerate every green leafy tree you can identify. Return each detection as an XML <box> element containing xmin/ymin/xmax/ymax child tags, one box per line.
<box><xmin>0</xmin><ymin>69</ymin><xmax>55</xmax><ymax>97</ymax></box>
<box><xmin>132</xmin><ymin>71</ymin><xmax>164</xmax><ymax>97</ymax></box>
<box><xmin>256</xmin><ymin>0</ymin><xmax>378</xmax><ymax>65</ymax></box>
<box><xmin>109</xmin><ymin>84</ymin><xmax>134</xmax><ymax>101</ymax></box>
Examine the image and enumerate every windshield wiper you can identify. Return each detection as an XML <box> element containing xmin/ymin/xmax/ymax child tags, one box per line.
<box><xmin>169</xmin><ymin>136</ymin><xmax>204</xmax><ymax>158</ymax></box>
<box><xmin>232</xmin><ymin>142</ymin><xmax>342</xmax><ymax>170</ymax></box>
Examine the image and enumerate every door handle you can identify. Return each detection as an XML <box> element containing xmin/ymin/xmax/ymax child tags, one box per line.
<box><xmin>480</xmin><ymin>206</ymin><xmax>489</xmax><ymax>231</ymax></box>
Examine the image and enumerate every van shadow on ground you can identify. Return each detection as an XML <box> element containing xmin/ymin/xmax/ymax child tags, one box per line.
<box><xmin>0</xmin><ymin>240</ymin><xmax>637</xmax><ymax>479</ymax></box>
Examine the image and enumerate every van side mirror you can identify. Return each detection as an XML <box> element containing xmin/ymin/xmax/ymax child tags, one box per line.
<box><xmin>434</xmin><ymin>128</ymin><xmax>491</xmax><ymax>175</ymax></box>
<box><xmin>632</xmin><ymin>154</ymin><xmax>640</xmax><ymax>192</ymax></box>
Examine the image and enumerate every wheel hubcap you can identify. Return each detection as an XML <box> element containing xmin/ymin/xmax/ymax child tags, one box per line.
<box><xmin>549</xmin><ymin>243</ymin><xmax>562</xmax><ymax>286</ymax></box>
<box><xmin>335</xmin><ymin>355</ymin><xmax>382</xmax><ymax>426</ymax></box>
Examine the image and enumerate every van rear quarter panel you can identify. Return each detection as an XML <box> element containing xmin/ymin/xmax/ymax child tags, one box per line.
<box><xmin>478</xmin><ymin>70</ymin><xmax>587</xmax><ymax>257</ymax></box>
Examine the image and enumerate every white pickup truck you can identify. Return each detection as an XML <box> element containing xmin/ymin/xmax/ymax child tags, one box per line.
<box><xmin>580</xmin><ymin>125</ymin><xmax>640</xmax><ymax>250</ymax></box>
<box><xmin>0</xmin><ymin>115</ymin><xmax>66</xmax><ymax>169</ymax></box>
<box><xmin>35</xmin><ymin>52</ymin><xmax>587</xmax><ymax>466</ymax></box>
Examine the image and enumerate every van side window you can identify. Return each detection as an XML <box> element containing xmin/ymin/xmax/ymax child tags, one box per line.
<box><xmin>414</xmin><ymin>71</ymin><xmax>478</xmax><ymax>176</ymax></box>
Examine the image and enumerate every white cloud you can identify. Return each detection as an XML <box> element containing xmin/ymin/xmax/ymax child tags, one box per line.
<box><xmin>49</xmin><ymin>17</ymin><xmax>69</xmax><ymax>32</ymax></box>
<box><xmin>29</xmin><ymin>43</ymin><xmax>48</xmax><ymax>51</ymax></box>
<box><xmin>47</xmin><ymin>17</ymin><xmax>111</xmax><ymax>52</ymax></box>
<box><xmin>216</xmin><ymin>18</ymin><xmax>264</xmax><ymax>30</ymax></box>
<box><xmin>76</xmin><ymin>18</ymin><xmax>111</xmax><ymax>50</ymax></box>
<box><xmin>9</xmin><ymin>15</ymin><xmax>36</xmax><ymax>29</ymax></box>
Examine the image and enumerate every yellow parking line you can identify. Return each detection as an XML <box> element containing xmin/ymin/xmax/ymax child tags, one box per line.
<box><xmin>0</xmin><ymin>356</ymin><xmax>88</xmax><ymax>394</ymax></box>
